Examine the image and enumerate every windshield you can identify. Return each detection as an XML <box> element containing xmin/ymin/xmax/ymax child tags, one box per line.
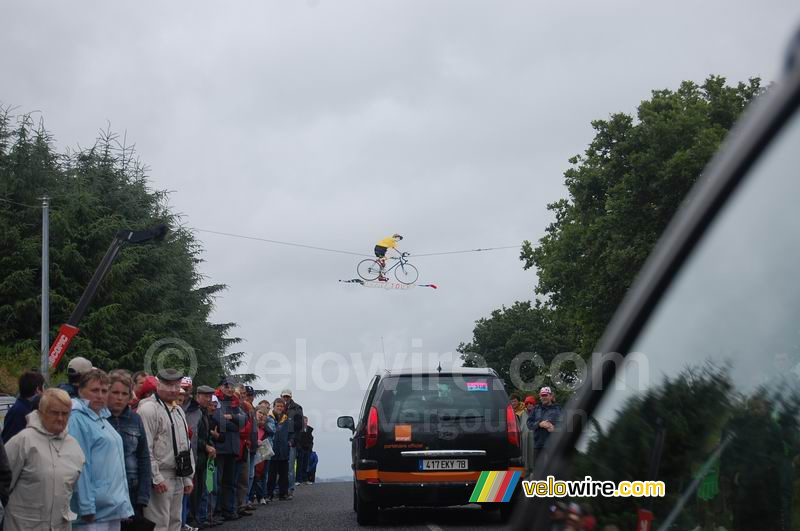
<box><xmin>572</xmin><ymin>95</ymin><xmax>800</xmax><ymax>530</ymax></box>
<box><xmin>374</xmin><ymin>374</ymin><xmax>509</xmax><ymax>424</ymax></box>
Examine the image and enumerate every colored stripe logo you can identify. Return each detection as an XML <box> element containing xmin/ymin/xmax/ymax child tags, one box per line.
<box><xmin>469</xmin><ymin>471</ymin><xmax>521</xmax><ymax>502</ymax></box>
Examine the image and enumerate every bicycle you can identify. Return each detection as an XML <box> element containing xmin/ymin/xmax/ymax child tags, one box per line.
<box><xmin>357</xmin><ymin>252</ymin><xmax>419</xmax><ymax>285</ymax></box>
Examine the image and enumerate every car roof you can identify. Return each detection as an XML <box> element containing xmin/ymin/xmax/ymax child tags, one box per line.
<box><xmin>382</xmin><ymin>367</ymin><xmax>499</xmax><ymax>377</ymax></box>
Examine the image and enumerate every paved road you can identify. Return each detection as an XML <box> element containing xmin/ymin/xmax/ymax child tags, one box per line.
<box><xmin>221</xmin><ymin>481</ymin><xmax>510</xmax><ymax>530</ymax></box>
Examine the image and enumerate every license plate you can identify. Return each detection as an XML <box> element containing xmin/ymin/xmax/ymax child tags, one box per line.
<box><xmin>419</xmin><ymin>459</ymin><xmax>468</xmax><ymax>471</ymax></box>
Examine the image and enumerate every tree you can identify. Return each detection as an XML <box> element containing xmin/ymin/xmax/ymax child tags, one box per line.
<box><xmin>0</xmin><ymin>108</ymin><xmax>250</xmax><ymax>390</ymax></box>
<box><xmin>460</xmin><ymin>76</ymin><xmax>764</xmax><ymax>394</ymax></box>
<box><xmin>458</xmin><ymin>301</ymin><xmax>574</xmax><ymax>394</ymax></box>
<box><xmin>521</xmin><ymin>76</ymin><xmax>763</xmax><ymax>355</ymax></box>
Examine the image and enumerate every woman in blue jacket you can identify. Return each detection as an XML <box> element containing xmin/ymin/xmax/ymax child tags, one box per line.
<box><xmin>68</xmin><ymin>369</ymin><xmax>134</xmax><ymax>528</ymax></box>
<box><xmin>266</xmin><ymin>398</ymin><xmax>290</xmax><ymax>501</ymax></box>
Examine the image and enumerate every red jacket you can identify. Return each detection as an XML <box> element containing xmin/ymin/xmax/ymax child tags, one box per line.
<box><xmin>238</xmin><ymin>401</ymin><xmax>254</xmax><ymax>459</ymax></box>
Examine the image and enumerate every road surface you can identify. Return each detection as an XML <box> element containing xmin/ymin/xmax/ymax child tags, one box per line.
<box><xmin>221</xmin><ymin>481</ymin><xmax>510</xmax><ymax>530</ymax></box>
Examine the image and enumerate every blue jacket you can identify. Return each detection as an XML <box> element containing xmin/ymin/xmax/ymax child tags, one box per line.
<box><xmin>212</xmin><ymin>396</ymin><xmax>246</xmax><ymax>455</ymax></box>
<box><xmin>108</xmin><ymin>406</ymin><xmax>152</xmax><ymax>507</ymax></box>
<box><xmin>309</xmin><ymin>451</ymin><xmax>318</xmax><ymax>470</ymax></box>
<box><xmin>68</xmin><ymin>398</ymin><xmax>134</xmax><ymax>522</ymax></box>
<box><xmin>1</xmin><ymin>396</ymin><xmax>35</xmax><ymax>443</ymax></box>
<box><xmin>265</xmin><ymin>416</ymin><xmax>276</xmax><ymax>444</ymax></box>
<box><xmin>270</xmin><ymin>412</ymin><xmax>290</xmax><ymax>461</ymax></box>
<box><xmin>527</xmin><ymin>403</ymin><xmax>563</xmax><ymax>450</ymax></box>
<box><xmin>57</xmin><ymin>383</ymin><xmax>79</xmax><ymax>399</ymax></box>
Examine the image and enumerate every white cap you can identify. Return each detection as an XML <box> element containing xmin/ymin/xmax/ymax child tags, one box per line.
<box><xmin>67</xmin><ymin>356</ymin><xmax>92</xmax><ymax>375</ymax></box>
<box><xmin>211</xmin><ymin>395</ymin><xmax>220</xmax><ymax>405</ymax></box>
<box><xmin>280</xmin><ymin>388</ymin><xmax>293</xmax><ymax>397</ymax></box>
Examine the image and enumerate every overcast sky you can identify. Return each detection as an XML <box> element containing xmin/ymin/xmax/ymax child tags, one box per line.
<box><xmin>3</xmin><ymin>0</ymin><xmax>799</xmax><ymax>479</ymax></box>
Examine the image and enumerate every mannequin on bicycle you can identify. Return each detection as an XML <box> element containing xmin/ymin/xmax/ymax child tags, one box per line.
<box><xmin>374</xmin><ymin>233</ymin><xmax>403</xmax><ymax>281</ymax></box>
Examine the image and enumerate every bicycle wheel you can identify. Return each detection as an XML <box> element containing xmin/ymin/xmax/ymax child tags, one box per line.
<box><xmin>357</xmin><ymin>259</ymin><xmax>382</xmax><ymax>281</ymax></box>
<box><xmin>395</xmin><ymin>263</ymin><xmax>419</xmax><ymax>284</ymax></box>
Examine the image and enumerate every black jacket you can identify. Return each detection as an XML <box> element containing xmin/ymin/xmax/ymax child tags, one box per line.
<box><xmin>285</xmin><ymin>399</ymin><xmax>304</xmax><ymax>445</ymax></box>
<box><xmin>213</xmin><ymin>395</ymin><xmax>247</xmax><ymax>455</ymax></box>
<box><xmin>298</xmin><ymin>426</ymin><xmax>314</xmax><ymax>451</ymax></box>
<box><xmin>527</xmin><ymin>403</ymin><xmax>563</xmax><ymax>449</ymax></box>
<box><xmin>1</xmin><ymin>396</ymin><xmax>35</xmax><ymax>443</ymax></box>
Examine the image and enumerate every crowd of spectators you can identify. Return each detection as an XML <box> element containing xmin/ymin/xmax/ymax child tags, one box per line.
<box><xmin>0</xmin><ymin>359</ymin><xmax>317</xmax><ymax>531</ymax></box>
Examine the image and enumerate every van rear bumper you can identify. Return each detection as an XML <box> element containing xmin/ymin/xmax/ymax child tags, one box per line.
<box><xmin>355</xmin><ymin>467</ymin><xmax>524</xmax><ymax>508</ymax></box>
<box><xmin>358</xmin><ymin>480</ymin><xmax>478</xmax><ymax>507</ymax></box>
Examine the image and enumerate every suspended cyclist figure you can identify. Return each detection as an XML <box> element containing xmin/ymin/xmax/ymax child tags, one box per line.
<box><xmin>374</xmin><ymin>233</ymin><xmax>403</xmax><ymax>281</ymax></box>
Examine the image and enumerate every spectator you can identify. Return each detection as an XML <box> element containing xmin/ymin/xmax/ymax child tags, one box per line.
<box><xmin>69</xmin><ymin>368</ymin><xmax>134</xmax><ymax>527</ymax></box>
<box><xmin>243</xmin><ymin>386</ymin><xmax>258</xmax><ymax>509</ymax></box>
<box><xmin>58</xmin><ymin>356</ymin><xmax>93</xmax><ymax>399</ymax></box>
<box><xmin>527</xmin><ymin>386</ymin><xmax>563</xmax><ymax>465</ymax></box>
<box><xmin>520</xmin><ymin>395</ymin><xmax>537</xmax><ymax>470</ymax></box>
<box><xmin>266</xmin><ymin>398</ymin><xmax>290</xmax><ymax>501</ymax></box>
<box><xmin>232</xmin><ymin>385</ymin><xmax>255</xmax><ymax>515</ymax></box>
<box><xmin>132</xmin><ymin>376</ymin><xmax>159</xmax><ymax>411</ymax></box>
<box><xmin>206</xmin><ymin>395</ymin><xmax>222</xmax><ymax>522</ymax></box>
<box><xmin>307</xmin><ymin>451</ymin><xmax>318</xmax><ymax>484</ymax></box>
<box><xmin>296</xmin><ymin>416</ymin><xmax>314</xmax><ymax>485</ymax></box>
<box><xmin>5</xmin><ymin>388</ymin><xmax>85</xmax><ymax>531</ymax></box>
<box><xmin>178</xmin><ymin>377</ymin><xmax>194</xmax><ymax>531</ymax></box>
<box><xmin>212</xmin><ymin>378</ymin><xmax>246</xmax><ymax>521</ymax></box>
<box><xmin>510</xmin><ymin>392</ymin><xmax>525</xmax><ymax>419</ymax></box>
<box><xmin>252</xmin><ymin>407</ymin><xmax>274</xmax><ymax>504</ymax></box>
<box><xmin>107</xmin><ymin>371</ymin><xmax>152</xmax><ymax>521</ymax></box>
<box><xmin>138</xmin><ymin>369</ymin><xmax>195</xmax><ymax>531</ymax></box>
<box><xmin>176</xmin><ymin>389</ymin><xmax>187</xmax><ymax>408</ymax></box>
<box><xmin>281</xmin><ymin>388</ymin><xmax>303</xmax><ymax>499</ymax></box>
<box><xmin>131</xmin><ymin>371</ymin><xmax>148</xmax><ymax>400</ymax></box>
<box><xmin>2</xmin><ymin>370</ymin><xmax>45</xmax><ymax>443</ymax></box>
<box><xmin>190</xmin><ymin>385</ymin><xmax>216</xmax><ymax>529</ymax></box>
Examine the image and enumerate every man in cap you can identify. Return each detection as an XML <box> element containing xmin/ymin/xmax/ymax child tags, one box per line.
<box><xmin>190</xmin><ymin>385</ymin><xmax>216</xmax><ymax>529</ymax></box>
<box><xmin>281</xmin><ymin>389</ymin><xmax>304</xmax><ymax>498</ymax></box>
<box><xmin>527</xmin><ymin>386</ymin><xmax>563</xmax><ymax>466</ymax></box>
<box><xmin>212</xmin><ymin>376</ymin><xmax>246</xmax><ymax>521</ymax></box>
<box><xmin>57</xmin><ymin>356</ymin><xmax>92</xmax><ymax>398</ymax></box>
<box><xmin>138</xmin><ymin>369</ymin><xmax>195</xmax><ymax>531</ymax></box>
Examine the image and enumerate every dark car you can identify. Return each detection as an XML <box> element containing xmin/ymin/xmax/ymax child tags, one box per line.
<box><xmin>513</xmin><ymin>27</ymin><xmax>800</xmax><ymax>531</ymax></box>
<box><xmin>338</xmin><ymin>367</ymin><xmax>524</xmax><ymax>525</ymax></box>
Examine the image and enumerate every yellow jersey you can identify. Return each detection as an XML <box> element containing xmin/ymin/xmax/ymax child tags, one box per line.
<box><xmin>376</xmin><ymin>236</ymin><xmax>399</xmax><ymax>248</ymax></box>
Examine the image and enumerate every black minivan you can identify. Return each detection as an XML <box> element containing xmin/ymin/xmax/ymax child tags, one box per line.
<box><xmin>338</xmin><ymin>367</ymin><xmax>524</xmax><ymax>525</ymax></box>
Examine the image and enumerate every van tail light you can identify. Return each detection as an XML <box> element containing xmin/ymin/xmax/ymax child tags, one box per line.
<box><xmin>506</xmin><ymin>404</ymin><xmax>520</xmax><ymax>447</ymax></box>
<box><xmin>366</xmin><ymin>406</ymin><xmax>379</xmax><ymax>449</ymax></box>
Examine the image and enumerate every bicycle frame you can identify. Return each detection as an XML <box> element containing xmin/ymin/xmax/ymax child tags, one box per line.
<box><xmin>382</xmin><ymin>252</ymin><xmax>411</xmax><ymax>274</ymax></box>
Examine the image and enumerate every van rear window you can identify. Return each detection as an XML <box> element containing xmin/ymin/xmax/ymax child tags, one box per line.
<box><xmin>374</xmin><ymin>375</ymin><xmax>508</xmax><ymax>423</ymax></box>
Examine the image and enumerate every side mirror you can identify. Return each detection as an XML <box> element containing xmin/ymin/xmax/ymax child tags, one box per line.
<box><xmin>337</xmin><ymin>416</ymin><xmax>355</xmax><ymax>432</ymax></box>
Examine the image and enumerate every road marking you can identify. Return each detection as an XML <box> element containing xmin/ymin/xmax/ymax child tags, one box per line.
<box><xmin>427</xmin><ymin>524</ymin><xmax>443</xmax><ymax>531</ymax></box>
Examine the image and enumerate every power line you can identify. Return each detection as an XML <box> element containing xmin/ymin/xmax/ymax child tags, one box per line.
<box><xmin>0</xmin><ymin>196</ymin><xmax>41</xmax><ymax>209</ymax></box>
<box><xmin>194</xmin><ymin>227</ymin><xmax>520</xmax><ymax>258</ymax></box>
<box><xmin>412</xmin><ymin>245</ymin><xmax>521</xmax><ymax>257</ymax></box>
<box><xmin>193</xmin><ymin>228</ymin><xmax>370</xmax><ymax>257</ymax></box>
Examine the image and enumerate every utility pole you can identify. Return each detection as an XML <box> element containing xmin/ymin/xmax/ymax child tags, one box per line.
<box><xmin>40</xmin><ymin>196</ymin><xmax>50</xmax><ymax>382</ymax></box>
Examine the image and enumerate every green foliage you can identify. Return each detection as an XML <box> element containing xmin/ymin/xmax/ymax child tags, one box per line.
<box><xmin>0</xmin><ymin>109</ymin><xmax>249</xmax><ymax>391</ymax></box>
<box><xmin>460</xmin><ymin>76</ymin><xmax>764</xmax><ymax>397</ymax></box>
<box><xmin>521</xmin><ymin>76</ymin><xmax>764</xmax><ymax>355</ymax></box>
<box><xmin>458</xmin><ymin>301</ymin><xmax>575</xmax><ymax>394</ymax></box>
<box><xmin>572</xmin><ymin>364</ymin><xmax>734</xmax><ymax>528</ymax></box>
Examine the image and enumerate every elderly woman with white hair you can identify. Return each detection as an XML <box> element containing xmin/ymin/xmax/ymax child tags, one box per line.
<box><xmin>5</xmin><ymin>388</ymin><xmax>86</xmax><ymax>531</ymax></box>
